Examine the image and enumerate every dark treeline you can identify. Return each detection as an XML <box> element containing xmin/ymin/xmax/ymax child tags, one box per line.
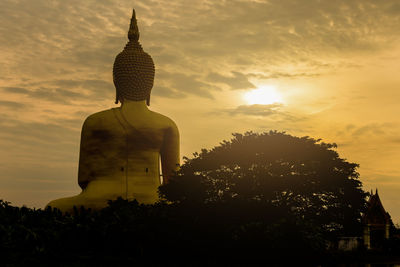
<box><xmin>1</xmin><ymin>199</ymin><xmax>399</xmax><ymax>266</ymax></box>
<box><xmin>0</xmin><ymin>199</ymin><xmax>329</xmax><ymax>265</ymax></box>
<box><xmin>1</xmin><ymin>131</ymin><xmax>400</xmax><ymax>265</ymax></box>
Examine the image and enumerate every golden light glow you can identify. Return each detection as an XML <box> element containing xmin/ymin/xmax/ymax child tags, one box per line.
<box><xmin>244</xmin><ymin>85</ymin><xmax>283</xmax><ymax>105</ymax></box>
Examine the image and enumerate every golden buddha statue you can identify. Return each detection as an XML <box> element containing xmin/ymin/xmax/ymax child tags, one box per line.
<box><xmin>47</xmin><ymin>9</ymin><xmax>180</xmax><ymax>213</ymax></box>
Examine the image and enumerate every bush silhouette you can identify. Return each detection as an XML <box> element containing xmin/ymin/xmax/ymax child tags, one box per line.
<box><xmin>1</xmin><ymin>131</ymin><xmax>372</xmax><ymax>265</ymax></box>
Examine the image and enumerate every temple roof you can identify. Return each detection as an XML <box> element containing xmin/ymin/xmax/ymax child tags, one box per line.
<box><xmin>363</xmin><ymin>189</ymin><xmax>391</xmax><ymax>225</ymax></box>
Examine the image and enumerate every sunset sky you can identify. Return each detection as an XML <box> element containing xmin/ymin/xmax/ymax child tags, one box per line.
<box><xmin>1</xmin><ymin>0</ymin><xmax>399</xmax><ymax>223</ymax></box>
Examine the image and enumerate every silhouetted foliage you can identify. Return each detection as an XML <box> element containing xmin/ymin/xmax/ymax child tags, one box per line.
<box><xmin>2</xmin><ymin>198</ymin><xmax>398</xmax><ymax>265</ymax></box>
<box><xmin>0</xmin><ymin>198</ymin><xmax>330</xmax><ymax>265</ymax></box>
<box><xmin>1</xmin><ymin>131</ymin><xmax>376</xmax><ymax>265</ymax></box>
<box><xmin>159</xmin><ymin>131</ymin><xmax>368</xmax><ymax>236</ymax></box>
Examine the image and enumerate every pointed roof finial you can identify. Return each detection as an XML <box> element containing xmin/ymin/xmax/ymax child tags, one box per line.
<box><xmin>376</xmin><ymin>188</ymin><xmax>378</xmax><ymax>195</ymax></box>
<box><xmin>128</xmin><ymin>9</ymin><xmax>140</xmax><ymax>42</ymax></box>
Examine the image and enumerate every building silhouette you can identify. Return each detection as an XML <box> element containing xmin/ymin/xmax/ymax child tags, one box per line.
<box><xmin>363</xmin><ymin>189</ymin><xmax>391</xmax><ymax>249</ymax></box>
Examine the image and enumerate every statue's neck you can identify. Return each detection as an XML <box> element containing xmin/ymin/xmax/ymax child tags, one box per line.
<box><xmin>120</xmin><ymin>99</ymin><xmax>148</xmax><ymax>113</ymax></box>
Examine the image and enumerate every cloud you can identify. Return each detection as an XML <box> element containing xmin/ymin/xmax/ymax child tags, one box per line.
<box><xmin>225</xmin><ymin>104</ymin><xmax>282</xmax><ymax>116</ymax></box>
<box><xmin>2</xmin><ymin>86</ymin><xmax>81</xmax><ymax>104</ymax></box>
<box><xmin>144</xmin><ymin>0</ymin><xmax>399</xmax><ymax>62</ymax></box>
<box><xmin>248</xmin><ymin>71</ymin><xmax>320</xmax><ymax>80</ymax></box>
<box><xmin>351</xmin><ymin>123</ymin><xmax>391</xmax><ymax>137</ymax></box>
<box><xmin>49</xmin><ymin>79</ymin><xmax>114</xmax><ymax>99</ymax></box>
<box><xmin>0</xmin><ymin>116</ymin><xmax>81</xmax><ymax>168</ymax></box>
<box><xmin>1</xmin><ymin>79</ymin><xmax>114</xmax><ymax>104</ymax></box>
<box><xmin>215</xmin><ymin>104</ymin><xmax>305</xmax><ymax>122</ymax></box>
<box><xmin>1</xmin><ymin>0</ymin><xmax>399</xmax><ymax>103</ymax></box>
<box><xmin>0</xmin><ymin>100</ymin><xmax>26</xmax><ymax>109</ymax></box>
<box><xmin>156</xmin><ymin>70</ymin><xmax>218</xmax><ymax>99</ymax></box>
<box><xmin>1</xmin><ymin>87</ymin><xmax>31</xmax><ymax>94</ymax></box>
<box><xmin>0</xmin><ymin>117</ymin><xmax>79</xmax><ymax>146</ymax></box>
<box><xmin>152</xmin><ymin>85</ymin><xmax>186</xmax><ymax>99</ymax></box>
<box><xmin>207</xmin><ymin>71</ymin><xmax>256</xmax><ymax>90</ymax></box>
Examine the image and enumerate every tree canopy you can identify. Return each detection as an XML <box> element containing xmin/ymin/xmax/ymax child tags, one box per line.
<box><xmin>159</xmin><ymin>131</ymin><xmax>368</xmax><ymax>235</ymax></box>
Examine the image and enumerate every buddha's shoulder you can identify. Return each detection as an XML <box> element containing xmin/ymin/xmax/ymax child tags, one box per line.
<box><xmin>82</xmin><ymin>109</ymin><xmax>118</xmax><ymax>127</ymax></box>
<box><xmin>148</xmin><ymin>110</ymin><xmax>178</xmax><ymax>129</ymax></box>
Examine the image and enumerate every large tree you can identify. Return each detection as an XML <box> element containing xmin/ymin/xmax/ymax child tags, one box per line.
<box><xmin>159</xmin><ymin>131</ymin><xmax>368</xmax><ymax>236</ymax></box>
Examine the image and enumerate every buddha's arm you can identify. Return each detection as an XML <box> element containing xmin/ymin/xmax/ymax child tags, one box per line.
<box><xmin>160</xmin><ymin>122</ymin><xmax>180</xmax><ymax>184</ymax></box>
<box><xmin>77</xmin><ymin>118</ymin><xmax>93</xmax><ymax>190</ymax></box>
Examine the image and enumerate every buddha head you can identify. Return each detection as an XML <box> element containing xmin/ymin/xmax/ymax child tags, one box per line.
<box><xmin>113</xmin><ymin>9</ymin><xmax>155</xmax><ymax>106</ymax></box>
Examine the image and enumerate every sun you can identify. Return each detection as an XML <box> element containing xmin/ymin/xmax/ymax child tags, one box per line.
<box><xmin>243</xmin><ymin>85</ymin><xmax>283</xmax><ymax>105</ymax></box>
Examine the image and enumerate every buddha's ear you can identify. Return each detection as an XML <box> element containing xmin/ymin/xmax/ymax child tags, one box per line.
<box><xmin>146</xmin><ymin>95</ymin><xmax>151</xmax><ymax>106</ymax></box>
<box><xmin>115</xmin><ymin>90</ymin><xmax>119</xmax><ymax>104</ymax></box>
<box><xmin>113</xmin><ymin>73</ymin><xmax>119</xmax><ymax>104</ymax></box>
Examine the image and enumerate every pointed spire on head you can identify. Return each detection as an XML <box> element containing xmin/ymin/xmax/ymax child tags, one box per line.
<box><xmin>376</xmin><ymin>188</ymin><xmax>378</xmax><ymax>195</ymax></box>
<box><xmin>128</xmin><ymin>9</ymin><xmax>140</xmax><ymax>42</ymax></box>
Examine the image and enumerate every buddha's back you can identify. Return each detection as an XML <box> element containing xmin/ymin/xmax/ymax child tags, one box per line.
<box><xmin>78</xmin><ymin>106</ymin><xmax>178</xmax><ymax>204</ymax></box>
<box><xmin>47</xmin><ymin>103</ymin><xmax>179</xmax><ymax>213</ymax></box>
